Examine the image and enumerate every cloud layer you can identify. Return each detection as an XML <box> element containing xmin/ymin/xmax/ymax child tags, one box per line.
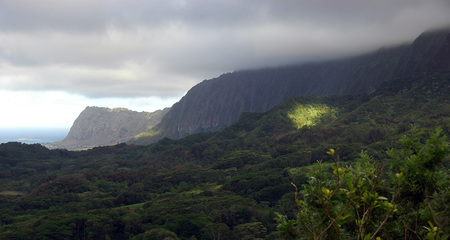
<box><xmin>1</xmin><ymin>0</ymin><xmax>450</xmax><ymax>98</ymax></box>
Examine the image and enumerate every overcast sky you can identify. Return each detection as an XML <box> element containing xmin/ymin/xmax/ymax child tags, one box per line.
<box><xmin>0</xmin><ymin>0</ymin><xmax>449</xmax><ymax>128</ymax></box>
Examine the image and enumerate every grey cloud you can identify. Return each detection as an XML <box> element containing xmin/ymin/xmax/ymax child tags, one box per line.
<box><xmin>0</xmin><ymin>0</ymin><xmax>449</xmax><ymax>98</ymax></box>
<box><xmin>0</xmin><ymin>0</ymin><xmax>255</xmax><ymax>32</ymax></box>
<box><xmin>0</xmin><ymin>0</ymin><xmax>108</xmax><ymax>32</ymax></box>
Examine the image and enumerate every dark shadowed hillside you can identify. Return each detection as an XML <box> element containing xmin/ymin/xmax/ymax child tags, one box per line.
<box><xmin>131</xmin><ymin>28</ymin><xmax>450</xmax><ymax>145</ymax></box>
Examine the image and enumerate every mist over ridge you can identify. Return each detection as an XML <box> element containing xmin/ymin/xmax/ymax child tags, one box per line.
<box><xmin>130</xmin><ymin>27</ymin><xmax>450</xmax><ymax>145</ymax></box>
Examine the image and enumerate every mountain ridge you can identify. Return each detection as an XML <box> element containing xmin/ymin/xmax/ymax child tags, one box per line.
<box><xmin>130</xmin><ymin>28</ymin><xmax>450</xmax><ymax>145</ymax></box>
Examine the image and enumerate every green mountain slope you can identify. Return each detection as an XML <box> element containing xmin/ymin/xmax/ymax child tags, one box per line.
<box><xmin>0</xmin><ymin>70</ymin><xmax>448</xmax><ymax>239</ymax></box>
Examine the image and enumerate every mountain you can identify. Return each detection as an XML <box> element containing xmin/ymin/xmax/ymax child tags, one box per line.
<box><xmin>1</xmin><ymin>68</ymin><xmax>448</xmax><ymax>239</ymax></box>
<box><xmin>130</xmin><ymin>28</ymin><xmax>450</xmax><ymax>145</ymax></box>
<box><xmin>49</xmin><ymin>107</ymin><xmax>169</xmax><ymax>149</ymax></box>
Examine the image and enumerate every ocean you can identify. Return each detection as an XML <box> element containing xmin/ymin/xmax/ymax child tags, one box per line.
<box><xmin>0</xmin><ymin>127</ymin><xmax>69</xmax><ymax>144</ymax></box>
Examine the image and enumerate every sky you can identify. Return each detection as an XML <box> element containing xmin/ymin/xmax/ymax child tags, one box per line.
<box><xmin>0</xmin><ymin>0</ymin><xmax>449</xmax><ymax>128</ymax></box>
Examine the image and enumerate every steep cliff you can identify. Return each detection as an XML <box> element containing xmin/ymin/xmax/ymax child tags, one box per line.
<box><xmin>50</xmin><ymin>107</ymin><xmax>169</xmax><ymax>149</ymax></box>
<box><xmin>131</xmin><ymin>28</ymin><xmax>450</xmax><ymax>145</ymax></box>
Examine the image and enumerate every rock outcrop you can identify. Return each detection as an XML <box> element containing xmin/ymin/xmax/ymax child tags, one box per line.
<box><xmin>50</xmin><ymin>107</ymin><xmax>169</xmax><ymax>149</ymax></box>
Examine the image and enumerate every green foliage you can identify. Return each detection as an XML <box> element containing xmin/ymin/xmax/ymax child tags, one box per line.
<box><xmin>276</xmin><ymin>129</ymin><xmax>449</xmax><ymax>239</ymax></box>
<box><xmin>212</xmin><ymin>150</ymin><xmax>271</xmax><ymax>169</ymax></box>
<box><xmin>233</xmin><ymin>222</ymin><xmax>268</xmax><ymax>240</ymax></box>
<box><xmin>287</xmin><ymin>103</ymin><xmax>337</xmax><ymax>129</ymax></box>
<box><xmin>390</xmin><ymin>128</ymin><xmax>448</xmax><ymax>202</ymax></box>
<box><xmin>161</xmin><ymin>214</ymin><xmax>212</xmax><ymax>239</ymax></box>
<box><xmin>133</xmin><ymin>228</ymin><xmax>179</xmax><ymax>240</ymax></box>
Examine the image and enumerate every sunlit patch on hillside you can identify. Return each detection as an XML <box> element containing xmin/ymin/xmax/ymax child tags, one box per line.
<box><xmin>287</xmin><ymin>103</ymin><xmax>336</xmax><ymax>129</ymax></box>
<box><xmin>134</xmin><ymin>128</ymin><xmax>160</xmax><ymax>139</ymax></box>
<box><xmin>0</xmin><ymin>190</ymin><xmax>24</xmax><ymax>196</ymax></box>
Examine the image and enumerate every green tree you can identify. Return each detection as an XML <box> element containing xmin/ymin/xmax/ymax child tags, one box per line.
<box><xmin>201</xmin><ymin>223</ymin><xmax>232</xmax><ymax>240</ymax></box>
<box><xmin>133</xmin><ymin>228</ymin><xmax>179</xmax><ymax>240</ymax></box>
<box><xmin>276</xmin><ymin>129</ymin><xmax>449</xmax><ymax>239</ymax></box>
<box><xmin>388</xmin><ymin>128</ymin><xmax>449</xmax><ymax>239</ymax></box>
<box><xmin>233</xmin><ymin>222</ymin><xmax>267</xmax><ymax>240</ymax></box>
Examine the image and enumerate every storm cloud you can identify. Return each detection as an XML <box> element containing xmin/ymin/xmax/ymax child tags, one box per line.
<box><xmin>0</xmin><ymin>0</ymin><xmax>449</xmax><ymax>98</ymax></box>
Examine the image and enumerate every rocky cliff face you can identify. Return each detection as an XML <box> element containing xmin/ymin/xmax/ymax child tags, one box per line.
<box><xmin>50</xmin><ymin>107</ymin><xmax>169</xmax><ymax>149</ymax></box>
<box><xmin>131</xmin><ymin>28</ymin><xmax>450</xmax><ymax>145</ymax></box>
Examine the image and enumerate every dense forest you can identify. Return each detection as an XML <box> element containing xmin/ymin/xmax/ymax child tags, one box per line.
<box><xmin>0</xmin><ymin>72</ymin><xmax>449</xmax><ymax>239</ymax></box>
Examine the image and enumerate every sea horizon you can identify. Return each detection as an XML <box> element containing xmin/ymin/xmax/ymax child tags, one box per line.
<box><xmin>0</xmin><ymin>127</ymin><xmax>69</xmax><ymax>144</ymax></box>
